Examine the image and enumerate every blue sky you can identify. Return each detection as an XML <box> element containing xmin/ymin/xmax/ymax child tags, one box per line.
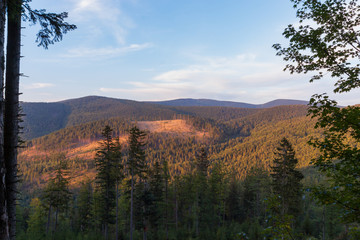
<box><xmin>19</xmin><ymin>0</ymin><xmax>360</xmax><ymax>105</ymax></box>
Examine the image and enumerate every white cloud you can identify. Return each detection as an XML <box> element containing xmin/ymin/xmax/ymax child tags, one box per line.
<box><xmin>97</xmin><ymin>53</ymin><xmax>305</xmax><ymax>102</ymax></box>
<box><xmin>70</xmin><ymin>0</ymin><xmax>135</xmax><ymax>45</ymax></box>
<box><xmin>22</xmin><ymin>83</ymin><xmax>55</xmax><ymax>89</ymax></box>
<box><xmin>62</xmin><ymin>43</ymin><xmax>152</xmax><ymax>58</ymax></box>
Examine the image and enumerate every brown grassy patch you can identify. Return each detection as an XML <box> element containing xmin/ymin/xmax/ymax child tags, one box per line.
<box><xmin>137</xmin><ymin>119</ymin><xmax>209</xmax><ymax>139</ymax></box>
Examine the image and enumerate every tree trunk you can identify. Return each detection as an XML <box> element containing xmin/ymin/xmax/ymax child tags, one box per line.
<box><xmin>0</xmin><ymin>0</ymin><xmax>9</xmax><ymax>237</ymax></box>
<box><xmin>54</xmin><ymin>207</ymin><xmax>58</xmax><ymax>232</ymax></box>
<box><xmin>5</xmin><ymin>0</ymin><xmax>22</xmax><ymax>238</ymax></box>
<box><xmin>174</xmin><ymin>182</ymin><xmax>178</xmax><ymax>232</ymax></box>
<box><xmin>46</xmin><ymin>205</ymin><xmax>52</xmax><ymax>234</ymax></box>
<box><xmin>116</xmin><ymin>179</ymin><xmax>119</xmax><ymax>240</ymax></box>
<box><xmin>165</xmin><ymin>177</ymin><xmax>168</xmax><ymax>240</ymax></box>
<box><xmin>322</xmin><ymin>206</ymin><xmax>325</xmax><ymax>240</ymax></box>
<box><xmin>130</xmin><ymin>170</ymin><xmax>134</xmax><ymax>240</ymax></box>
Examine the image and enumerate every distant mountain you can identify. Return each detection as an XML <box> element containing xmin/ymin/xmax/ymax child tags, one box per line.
<box><xmin>148</xmin><ymin>98</ymin><xmax>308</xmax><ymax>108</ymax></box>
<box><xmin>20</xmin><ymin>96</ymin><xmax>308</xmax><ymax>140</ymax></box>
<box><xmin>257</xmin><ymin>99</ymin><xmax>309</xmax><ymax>108</ymax></box>
<box><xmin>147</xmin><ymin>98</ymin><xmax>257</xmax><ymax>108</ymax></box>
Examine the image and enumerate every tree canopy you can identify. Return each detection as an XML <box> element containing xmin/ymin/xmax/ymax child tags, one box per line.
<box><xmin>274</xmin><ymin>0</ymin><xmax>360</xmax><ymax>225</ymax></box>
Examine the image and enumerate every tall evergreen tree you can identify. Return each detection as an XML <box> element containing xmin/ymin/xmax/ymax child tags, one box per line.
<box><xmin>194</xmin><ymin>147</ymin><xmax>210</xmax><ymax>237</ymax></box>
<box><xmin>26</xmin><ymin>198</ymin><xmax>46</xmax><ymax>240</ymax></box>
<box><xmin>127</xmin><ymin>126</ymin><xmax>147</xmax><ymax>240</ymax></box>
<box><xmin>42</xmin><ymin>154</ymin><xmax>71</xmax><ymax>235</ymax></box>
<box><xmin>95</xmin><ymin>125</ymin><xmax>122</xmax><ymax>240</ymax></box>
<box><xmin>271</xmin><ymin>138</ymin><xmax>303</xmax><ymax>217</ymax></box>
<box><xmin>0</xmin><ymin>0</ymin><xmax>7</xmax><ymax>238</ymax></box>
<box><xmin>77</xmin><ymin>180</ymin><xmax>93</xmax><ymax>233</ymax></box>
<box><xmin>208</xmin><ymin>161</ymin><xmax>227</xmax><ymax>227</ymax></box>
<box><xmin>4</xmin><ymin>2</ymin><xmax>22</xmax><ymax>238</ymax></box>
<box><xmin>0</xmin><ymin>2</ymin><xmax>75</xmax><ymax>238</ymax></box>
<box><xmin>243</xmin><ymin>167</ymin><xmax>271</xmax><ymax>220</ymax></box>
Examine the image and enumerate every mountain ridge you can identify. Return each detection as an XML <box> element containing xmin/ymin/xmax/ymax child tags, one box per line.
<box><xmin>147</xmin><ymin>97</ymin><xmax>308</xmax><ymax>108</ymax></box>
<box><xmin>20</xmin><ymin>95</ymin><xmax>309</xmax><ymax>140</ymax></box>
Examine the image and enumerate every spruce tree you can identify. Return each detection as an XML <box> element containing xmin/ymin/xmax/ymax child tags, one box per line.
<box><xmin>95</xmin><ymin>125</ymin><xmax>122</xmax><ymax>240</ymax></box>
<box><xmin>271</xmin><ymin>137</ymin><xmax>303</xmax><ymax>217</ymax></box>
<box><xmin>42</xmin><ymin>154</ymin><xmax>71</xmax><ymax>235</ymax></box>
<box><xmin>1</xmin><ymin>4</ymin><xmax>76</xmax><ymax>238</ymax></box>
<box><xmin>194</xmin><ymin>147</ymin><xmax>210</xmax><ymax>237</ymax></box>
<box><xmin>127</xmin><ymin>126</ymin><xmax>147</xmax><ymax>240</ymax></box>
<box><xmin>77</xmin><ymin>180</ymin><xmax>93</xmax><ymax>233</ymax></box>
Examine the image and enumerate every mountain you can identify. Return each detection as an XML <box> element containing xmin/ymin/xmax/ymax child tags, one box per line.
<box><xmin>257</xmin><ymin>99</ymin><xmax>309</xmax><ymax>108</ymax></box>
<box><xmin>147</xmin><ymin>98</ymin><xmax>308</xmax><ymax>108</ymax></box>
<box><xmin>147</xmin><ymin>98</ymin><xmax>257</xmax><ymax>108</ymax></box>
<box><xmin>20</xmin><ymin>96</ymin><xmax>309</xmax><ymax>140</ymax></box>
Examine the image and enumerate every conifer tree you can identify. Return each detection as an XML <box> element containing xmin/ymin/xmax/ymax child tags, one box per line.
<box><xmin>194</xmin><ymin>147</ymin><xmax>210</xmax><ymax>237</ymax></box>
<box><xmin>95</xmin><ymin>125</ymin><xmax>122</xmax><ymax>240</ymax></box>
<box><xmin>271</xmin><ymin>138</ymin><xmax>303</xmax><ymax>217</ymax></box>
<box><xmin>127</xmin><ymin>126</ymin><xmax>147</xmax><ymax>240</ymax></box>
<box><xmin>208</xmin><ymin>161</ymin><xmax>227</xmax><ymax>227</ymax></box>
<box><xmin>26</xmin><ymin>198</ymin><xmax>46</xmax><ymax>240</ymax></box>
<box><xmin>77</xmin><ymin>180</ymin><xmax>93</xmax><ymax>233</ymax></box>
<box><xmin>0</xmin><ymin>2</ymin><xmax>75</xmax><ymax>238</ymax></box>
<box><xmin>42</xmin><ymin>154</ymin><xmax>71</xmax><ymax>235</ymax></box>
<box><xmin>243</xmin><ymin>167</ymin><xmax>271</xmax><ymax>219</ymax></box>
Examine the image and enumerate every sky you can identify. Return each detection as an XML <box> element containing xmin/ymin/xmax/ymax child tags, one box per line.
<box><xmin>19</xmin><ymin>0</ymin><xmax>360</xmax><ymax>105</ymax></box>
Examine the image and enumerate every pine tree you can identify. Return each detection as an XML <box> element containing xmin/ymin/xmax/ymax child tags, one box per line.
<box><xmin>1</xmin><ymin>3</ymin><xmax>76</xmax><ymax>238</ymax></box>
<box><xmin>42</xmin><ymin>154</ymin><xmax>71</xmax><ymax>235</ymax></box>
<box><xmin>127</xmin><ymin>126</ymin><xmax>147</xmax><ymax>240</ymax></box>
<box><xmin>26</xmin><ymin>198</ymin><xmax>46</xmax><ymax>240</ymax></box>
<box><xmin>243</xmin><ymin>167</ymin><xmax>271</xmax><ymax>219</ymax></box>
<box><xmin>271</xmin><ymin>138</ymin><xmax>303</xmax><ymax>217</ymax></box>
<box><xmin>95</xmin><ymin>125</ymin><xmax>122</xmax><ymax>240</ymax></box>
<box><xmin>148</xmin><ymin>160</ymin><xmax>165</xmax><ymax>238</ymax></box>
<box><xmin>208</xmin><ymin>161</ymin><xmax>227</xmax><ymax>227</ymax></box>
<box><xmin>77</xmin><ymin>180</ymin><xmax>93</xmax><ymax>233</ymax></box>
<box><xmin>194</xmin><ymin>147</ymin><xmax>210</xmax><ymax>237</ymax></box>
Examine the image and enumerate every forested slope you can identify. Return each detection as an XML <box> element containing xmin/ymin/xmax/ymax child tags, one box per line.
<box><xmin>20</xmin><ymin>96</ymin><xmax>308</xmax><ymax>140</ymax></box>
<box><xmin>19</xmin><ymin>104</ymin><xmax>318</xmax><ymax>192</ymax></box>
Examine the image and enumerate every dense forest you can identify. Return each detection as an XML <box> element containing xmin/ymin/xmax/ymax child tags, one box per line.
<box><xmin>15</xmin><ymin>99</ymin><xmax>354</xmax><ymax>239</ymax></box>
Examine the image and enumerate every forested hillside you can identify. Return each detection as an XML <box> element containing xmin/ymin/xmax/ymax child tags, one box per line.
<box><xmin>17</xmin><ymin>102</ymin><xmax>355</xmax><ymax>240</ymax></box>
<box><xmin>20</xmin><ymin>96</ymin><xmax>307</xmax><ymax>140</ymax></box>
<box><xmin>19</xmin><ymin>104</ymin><xmax>315</xmax><ymax>190</ymax></box>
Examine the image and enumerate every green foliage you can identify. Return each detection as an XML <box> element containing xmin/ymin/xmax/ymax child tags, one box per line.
<box><xmin>77</xmin><ymin>180</ymin><xmax>93</xmax><ymax>232</ymax></box>
<box><xmin>26</xmin><ymin>198</ymin><xmax>46</xmax><ymax>240</ymax></box>
<box><xmin>42</xmin><ymin>154</ymin><xmax>71</xmax><ymax>234</ymax></box>
<box><xmin>274</xmin><ymin>0</ymin><xmax>360</xmax><ymax>93</ymax></box>
<box><xmin>308</xmin><ymin>95</ymin><xmax>360</xmax><ymax>223</ymax></box>
<box><xmin>263</xmin><ymin>195</ymin><xmax>296</xmax><ymax>240</ymax></box>
<box><xmin>271</xmin><ymin>138</ymin><xmax>304</xmax><ymax>217</ymax></box>
<box><xmin>274</xmin><ymin>0</ymin><xmax>360</xmax><ymax>225</ymax></box>
<box><xmin>94</xmin><ymin>126</ymin><xmax>123</xmax><ymax>238</ymax></box>
<box><xmin>22</xmin><ymin>1</ymin><xmax>77</xmax><ymax>49</ymax></box>
<box><xmin>128</xmin><ymin>126</ymin><xmax>147</xmax><ymax>179</ymax></box>
<box><xmin>243</xmin><ymin>168</ymin><xmax>271</xmax><ymax>220</ymax></box>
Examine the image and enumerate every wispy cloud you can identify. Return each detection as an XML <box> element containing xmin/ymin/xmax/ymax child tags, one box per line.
<box><xmin>98</xmin><ymin>53</ymin><xmax>305</xmax><ymax>102</ymax></box>
<box><xmin>62</xmin><ymin>43</ymin><xmax>152</xmax><ymax>58</ymax></box>
<box><xmin>22</xmin><ymin>83</ymin><xmax>55</xmax><ymax>89</ymax></box>
<box><xmin>69</xmin><ymin>0</ymin><xmax>135</xmax><ymax>45</ymax></box>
